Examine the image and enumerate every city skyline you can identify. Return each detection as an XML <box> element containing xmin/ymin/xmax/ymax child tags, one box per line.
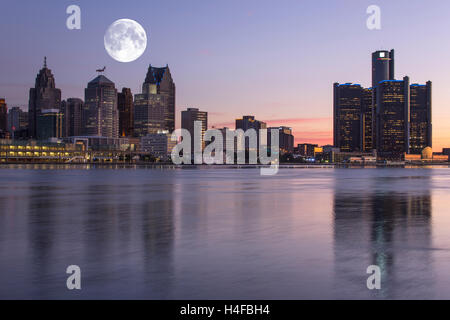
<box><xmin>1</xmin><ymin>1</ymin><xmax>450</xmax><ymax>150</ymax></box>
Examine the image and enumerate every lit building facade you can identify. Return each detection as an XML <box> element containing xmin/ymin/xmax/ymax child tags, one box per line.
<box><xmin>333</xmin><ymin>83</ymin><xmax>362</xmax><ymax>152</ymax></box>
<box><xmin>134</xmin><ymin>65</ymin><xmax>175</xmax><ymax>136</ymax></box>
<box><xmin>410</xmin><ymin>82</ymin><xmax>432</xmax><ymax>154</ymax></box>
<box><xmin>37</xmin><ymin>109</ymin><xmax>63</xmax><ymax>140</ymax></box>
<box><xmin>361</xmin><ymin>87</ymin><xmax>374</xmax><ymax>152</ymax></box>
<box><xmin>140</xmin><ymin>131</ymin><xmax>176</xmax><ymax>160</ymax></box>
<box><xmin>181</xmin><ymin>108</ymin><xmax>208</xmax><ymax>154</ymax></box>
<box><xmin>375</xmin><ymin>77</ymin><xmax>410</xmax><ymax>158</ymax></box>
<box><xmin>83</xmin><ymin>75</ymin><xmax>119</xmax><ymax>138</ymax></box>
<box><xmin>296</xmin><ymin>143</ymin><xmax>318</xmax><ymax>157</ymax></box>
<box><xmin>267</xmin><ymin>126</ymin><xmax>294</xmax><ymax>154</ymax></box>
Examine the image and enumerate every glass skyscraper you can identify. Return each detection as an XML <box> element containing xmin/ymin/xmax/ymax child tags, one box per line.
<box><xmin>375</xmin><ymin>77</ymin><xmax>410</xmax><ymax>158</ymax></box>
<box><xmin>83</xmin><ymin>75</ymin><xmax>119</xmax><ymax>138</ymax></box>
<box><xmin>410</xmin><ymin>82</ymin><xmax>432</xmax><ymax>154</ymax></box>
<box><xmin>372</xmin><ymin>49</ymin><xmax>395</xmax><ymax>88</ymax></box>
<box><xmin>333</xmin><ymin>83</ymin><xmax>362</xmax><ymax>152</ymax></box>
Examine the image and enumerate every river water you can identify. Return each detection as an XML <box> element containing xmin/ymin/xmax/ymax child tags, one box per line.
<box><xmin>1</xmin><ymin>165</ymin><xmax>450</xmax><ymax>299</ymax></box>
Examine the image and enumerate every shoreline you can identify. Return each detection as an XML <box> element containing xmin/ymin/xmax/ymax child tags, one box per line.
<box><xmin>1</xmin><ymin>162</ymin><xmax>449</xmax><ymax>169</ymax></box>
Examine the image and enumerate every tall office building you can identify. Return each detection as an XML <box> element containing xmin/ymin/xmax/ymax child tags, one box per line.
<box><xmin>372</xmin><ymin>49</ymin><xmax>395</xmax><ymax>88</ymax></box>
<box><xmin>410</xmin><ymin>82</ymin><xmax>432</xmax><ymax>154</ymax></box>
<box><xmin>267</xmin><ymin>126</ymin><xmax>294</xmax><ymax>154</ymax></box>
<box><xmin>235</xmin><ymin>115</ymin><xmax>267</xmax><ymax>132</ymax></box>
<box><xmin>296</xmin><ymin>143</ymin><xmax>318</xmax><ymax>157</ymax></box>
<box><xmin>134</xmin><ymin>65</ymin><xmax>175</xmax><ymax>137</ymax></box>
<box><xmin>28</xmin><ymin>57</ymin><xmax>61</xmax><ymax>138</ymax></box>
<box><xmin>361</xmin><ymin>87</ymin><xmax>374</xmax><ymax>152</ymax></box>
<box><xmin>235</xmin><ymin>115</ymin><xmax>267</xmax><ymax>151</ymax></box>
<box><xmin>61</xmin><ymin>98</ymin><xmax>83</xmax><ymax>137</ymax></box>
<box><xmin>37</xmin><ymin>109</ymin><xmax>63</xmax><ymax>140</ymax></box>
<box><xmin>181</xmin><ymin>108</ymin><xmax>208</xmax><ymax>154</ymax></box>
<box><xmin>8</xmin><ymin>106</ymin><xmax>27</xmax><ymax>131</ymax></box>
<box><xmin>83</xmin><ymin>75</ymin><xmax>119</xmax><ymax>138</ymax></box>
<box><xmin>8</xmin><ymin>107</ymin><xmax>28</xmax><ymax>138</ymax></box>
<box><xmin>375</xmin><ymin>77</ymin><xmax>410</xmax><ymax>158</ymax></box>
<box><xmin>372</xmin><ymin>49</ymin><xmax>395</xmax><ymax>150</ymax></box>
<box><xmin>0</xmin><ymin>98</ymin><xmax>7</xmax><ymax>133</ymax></box>
<box><xmin>333</xmin><ymin>83</ymin><xmax>362</xmax><ymax>152</ymax></box>
<box><xmin>118</xmin><ymin>88</ymin><xmax>134</xmax><ymax>137</ymax></box>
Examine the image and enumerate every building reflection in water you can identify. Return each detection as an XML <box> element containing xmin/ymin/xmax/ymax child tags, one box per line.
<box><xmin>0</xmin><ymin>167</ymin><xmax>177</xmax><ymax>298</ymax></box>
<box><xmin>333</xmin><ymin>171</ymin><xmax>433</xmax><ymax>299</ymax></box>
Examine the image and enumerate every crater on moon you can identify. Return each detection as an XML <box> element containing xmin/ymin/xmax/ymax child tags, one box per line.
<box><xmin>104</xmin><ymin>19</ymin><xmax>147</xmax><ymax>63</ymax></box>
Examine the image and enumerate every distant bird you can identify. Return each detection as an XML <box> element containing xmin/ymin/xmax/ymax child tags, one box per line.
<box><xmin>96</xmin><ymin>66</ymin><xmax>106</xmax><ymax>73</ymax></box>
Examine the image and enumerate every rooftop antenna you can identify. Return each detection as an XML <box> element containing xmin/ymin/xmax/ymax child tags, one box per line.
<box><xmin>44</xmin><ymin>56</ymin><xmax>47</xmax><ymax>68</ymax></box>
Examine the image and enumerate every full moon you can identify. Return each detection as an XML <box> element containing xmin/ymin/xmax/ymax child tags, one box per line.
<box><xmin>104</xmin><ymin>19</ymin><xmax>147</xmax><ymax>63</ymax></box>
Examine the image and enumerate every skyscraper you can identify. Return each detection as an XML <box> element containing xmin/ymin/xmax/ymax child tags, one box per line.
<box><xmin>61</xmin><ymin>98</ymin><xmax>83</xmax><ymax>137</ymax></box>
<box><xmin>235</xmin><ymin>115</ymin><xmax>267</xmax><ymax>151</ymax></box>
<box><xmin>83</xmin><ymin>75</ymin><xmax>119</xmax><ymax>138</ymax></box>
<box><xmin>28</xmin><ymin>58</ymin><xmax>61</xmax><ymax>138</ymax></box>
<box><xmin>0</xmin><ymin>98</ymin><xmax>7</xmax><ymax>133</ymax></box>
<box><xmin>371</xmin><ymin>49</ymin><xmax>395</xmax><ymax>150</ymax></box>
<box><xmin>181</xmin><ymin>108</ymin><xmax>208</xmax><ymax>155</ymax></box>
<box><xmin>8</xmin><ymin>107</ymin><xmax>28</xmax><ymax>132</ymax></box>
<box><xmin>267</xmin><ymin>126</ymin><xmax>294</xmax><ymax>154</ymax></box>
<box><xmin>372</xmin><ymin>49</ymin><xmax>395</xmax><ymax>88</ymax></box>
<box><xmin>37</xmin><ymin>109</ymin><xmax>63</xmax><ymax>140</ymax></box>
<box><xmin>134</xmin><ymin>65</ymin><xmax>175</xmax><ymax>137</ymax></box>
<box><xmin>333</xmin><ymin>83</ymin><xmax>362</xmax><ymax>152</ymax></box>
<box><xmin>361</xmin><ymin>87</ymin><xmax>374</xmax><ymax>152</ymax></box>
<box><xmin>410</xmin><ymin>82</ymin><xmax>432</xmax><ymax>154</ymax></box>
<box><xmin>118</xmin><ymin>88</ymin><xmax>134</xmax><ymax>137</ymax></box>
<box><xmin>375</xmin><ymin>77</ymin><xmax>410</xmax><ymax>158</ymax></box>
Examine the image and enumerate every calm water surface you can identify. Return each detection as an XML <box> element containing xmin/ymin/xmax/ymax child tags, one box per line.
<box><xmin>1</xmin><ymin>165</ymin><xmax>450</xmax><ymax>299</ymax></box>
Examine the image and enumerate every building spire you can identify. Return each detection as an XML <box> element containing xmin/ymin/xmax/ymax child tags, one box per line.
<box><xmin>44</xmin><ymin>56</ymin><xmax>47</xmax><ymax>68</ymax></box>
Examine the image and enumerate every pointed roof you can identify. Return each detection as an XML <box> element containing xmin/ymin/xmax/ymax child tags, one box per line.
<box><xmin>144</xmin><ymin>65</ymin><xmax>169</xmax><ymax>85</ymax></box>
<box><xmin>34</xmin><ymin>57</ymin><xmax>56</xmax><ymax>89</ymax></box>
<box><xmin>88</xmin><ymin>75</ymin><xmax>115</xmax><ymax>87</ymax></box>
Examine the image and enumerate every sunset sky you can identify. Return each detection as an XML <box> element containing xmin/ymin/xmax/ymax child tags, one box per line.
<box><xmin>1</xmin><ymin>0</ymin><xmax>450</xmax><ymax>149</ymax></box>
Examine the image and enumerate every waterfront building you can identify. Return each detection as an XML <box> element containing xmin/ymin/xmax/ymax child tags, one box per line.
<box><xmin>8</xmin><ymin>106</ymin><xmax>28</xmax><ymax>135</ymax></box>
<box><xmin>181</xmin><ymin>107</ymin><xmax>208</xmax><ymax>156</ymax></box>
<box><xmin>296</xmin><ymin>143</ymin><xmax>318</xmax><ymax>157</ymax></box>
<box><xmin>372</xmin><ymin>49</ymin><xmax>395</xmax><ymax>88</ymax></box>
<box><xmin>361</xmin><ymin>87</ymin><xmax>374</xmax><ymax>152</ymax></box>
<box><xmin>36</xmin><ymin>109</ymin><xmax>63</xmax><ymax>140</ymax></box>
<box><xmin>28</xmin><ymin>57</ymin><xmax>61</xmax><ymax>138</ymax></box>
<box><xmin>140</xmin><ymin>131</ymin><xmax>176</xmax><ymax>160</ymax></box>
<box><xmin>267</xmin><ymin>126</ymin><xmax>294</xmax><ymax>154</ymax></box>
<box><xmin>61</xmin><ymin>98</ymin><xmax>83</xmax><ymax>137</ymax></box>
<box><xmin>118</xmin><ymin>88</ymin><xmax>134</xmax><ymax>137</ymax></box>
<box><xmin>83</xmin><ymin>75</ymin><xmax>119</xmax><ymax>138</ymax></box>
<box><xmin>333</xmin><ymin>83</ymin><xmax>362</xmax><ymax>152</ymax></box>
<box><xmin>0</xmin><ymin>98</ymin><xmax>7</xmax><ymax>134</ymax></box>
<box><xmin>375</xmin><ymin>77</ymin><xmax>410</xmax><ymax>158</ymax></box>
<box><xmin>134</xmin><ymin>65</ymin><xmax>175</xmax><ymax>136</ymax></box>
<box><xmin>235</xmin><ymin>115</ymin><xmax>266</xmax><ymax>152</ymax></box>
<box><xmin>410</xmin><ymin>82</ymin><xmax>432</xmax><ymax>154</ymax></box>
